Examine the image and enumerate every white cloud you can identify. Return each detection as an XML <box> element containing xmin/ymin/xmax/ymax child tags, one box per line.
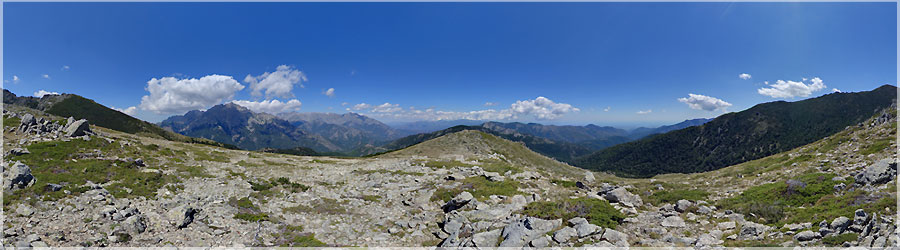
<box><xmin>832</xmin><ymin>88</ymin><xmax>841</xmax><ymax>93</ymax></box>
<box><xmin>677</xmin><ymin>93</ymin><xmax>732</xmax><ymax>111</ymax></box>
<box><xmin>739</xmin><ymin>73</ymin><xmax>752</xmax><ymax>80</ymax></box>
<box><xmin>636</xmin><ymin>110</ymin><xmax>652</xmax><ymax>115</ymax></box>
<box><xmin>484</xmin><ymin>102</ymin><xmax>497</xmax><ymax>107</ymax></box>
<box><xmin>61</xmin><ymin>65</ymin><xmax>70</xmax><ymax>71</ymax></box>
<box><xmin>341</xmin><ymin>102</ymin><xmax>349</xmax><ymax>106</ymax></box>
<box><xmin>244</xmin><ymin>65</ymin><xmax>307</xmax><ymax>99</ymax></box>
<box><xmin>113</xmin><ymin>106</ymin><xmax>137</xmax><ymax>116</ymax></box>
<box><xmin>7</xmin><ymin>75</ymin><xmax>20</xmax><ymax>84</ymax></box>
<box><xmin>231</xmin><ymin>99</ymin><xmax>302</xmax><ymax>114</ymax></box>
<box><xmin>757</xmin><ymin>77</ymin><xmax>826</xmax><ymax>98</ymax></box>
<box><xmin>138</xmin><ymin>75</ymin><xmax>245</xmax><ymax>115</ymax></box>
<box><xmin>509</xmin><ymin>96</ymin><xmax>580</xmax><ymax>120</ymax></box>
<box><xmin>33</xmin><ymin>90</ymin><xmax>59</xmax><ymax>98</ymax></box>
<box><xmin>324</xmin><ymin>88</ymin><xmax>335</xmax><ymax>97</ymax></box>
<box><xmin>348</xmin><ymin>96</ymin><xmax>578</xmax><ymax>121</ymax></box>
<box><xmin>41</xmin><ymin>74</ymin><xmax>51</xmax><ymax>79</ymax></box>
<box><xmin>603</xmin><ymin>106</ymin><xmax>611</xmax><ymax>112</ymax></box>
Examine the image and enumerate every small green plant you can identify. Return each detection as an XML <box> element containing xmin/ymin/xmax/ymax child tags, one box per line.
<box><xmin>430</xmin><ymin>176</ymin><xmax>522</xmax><ymax>202</ymax></box>
<box><xmin>522</xmin><ymin>197</ymin><xmax>625</xmax><ymax>229</ymax></box>
<box><xmin>274</xmin><ymin>224</ymin><xmax>327</xmax><ymax>247</ymax></box>
<box><xmin>361</xmin><ymin>195</ymin><xmax>380</xmax><ymax>202</ymax></box>
<box><xmin>823</xmin><ymin>233</ymin><xmax>858</xmax><ymax>246</ymax></box>
<box><xmin>646</xmin><ymin>189</ymin><xmax>710</xmax><ymax>205</ymax></box>
<box><xmin>283</xmin><ymin>198</ymin><xmax>347</xmax><ymax>215</ymax></box>
<box><xmin>550</xmin><ymin>179</ymin><xmax>578</xmax><ymax>188</ymax></box>
<box><xmin>229</xmin><ymin>197</ymin><xmax>270</xmax><ymax>222</ymax></box>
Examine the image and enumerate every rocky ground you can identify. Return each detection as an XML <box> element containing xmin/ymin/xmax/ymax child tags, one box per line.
<box><xmin>1</xmin><ymin>103</ymin><xmax>898</xmax><ymax>248</ymax></box>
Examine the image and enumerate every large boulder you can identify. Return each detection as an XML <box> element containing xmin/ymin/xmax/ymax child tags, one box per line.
<box><xmin>6</xmin><ymin>161</ymin><xmax>36</xmax><ymax>190</ymax></box>
<box><xmin>662</xmin><ymin>216</ymin><xmax>686</xmax><ymax>228</ymax></box>
<box><xmin>552</xmin><ymin>227</ymin><xmax>577</xmax><ymax>243</ymax></box>
<box><xmin>442</xmin><ymin>191</ymin><xmax>474</xmax><ymax>212</ymax></box>
<box><xmin>675</xmin><ymin>199</ymin><xmax>693</xmax><ymax>213</ymax></box>
<box><xmin>166</xmin><ymin>205</ymin><xmax>198</xmax><ymax>229</ymax></box>
<box><xmin>498</xmin><ymin>217</ymin><xmax>561</xmax><ymax>247</ymax></box>
<box><xmin>63</xmin><ymin>119</ymin><xmax>91</xmax><ymax>137</ymax></box>
<box><xmin>738</xmin><ymin>221</ymin><xmax>769</xmax><ymax>240</ymax></box>
<box><xmin>831</xmin><ymin>216</ymin><xmax>851</xmax><ymax>233</ymax></box>
<box><xmin>603</xmin><ymin>187</ymin><xmax>643</xmax><ymax>208</ymax></box>
<box><xmin>472</xmin><ymin>229</ymin><xmax>501</xmax><ymax>247</ymax></box>
<box><xmin>600</xmin><ymin>228</ymin><xmax>629</xmax><ymax>247</ymax></box>
<box><xmin>123</xmin><ymin>215</ymin><xmax>147</xmax><ymax>233</ymax></box>
<box><xmin>855</xmin><ymin>158</ymin><xmax>897</xmax><ymax>185</ymax></box>
<box><xmin>19</xmin><ymin>114</ymin><xmax>36</xmax><ymax>129</ymax></box>
<box><xmin>794</xmin><ymin>230</ymin><xmax>820</xmax><ymax>241</ymax></box>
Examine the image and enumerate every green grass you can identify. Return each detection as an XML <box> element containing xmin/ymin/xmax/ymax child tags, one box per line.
<box><xmin>283</xmin><ymin>198</ymin><xmax>347</xmax><ymax>215</ymax></box>
<box><xmin>191</xmin><ymin>149</ymin><xmax>229</xmax><ymax>163</ymax></box>
<box><xmin>4</xmin><ymin>138</ymin><xmax>180</xmax><ymax>207</ymax></box>
<box><xmin>431</xmin><ymin>176</ymin><xmax>522</xmax><ymax>202</ymax></box>
<box><xmin>3</xmin><ymin>115</ymin><xmax>21</xmax><ymax>128</ymax></box>
<box><xmin>716</xmin><ymin>172</ymin><xmax>881</xmax><ymax>227</ymax></box>
<box><xmin>860</xmin><ymin>137</ymin><xmax>894</xmax><ymax>155</ymax></box>
<box><xmin>521</xmin><ymin>197</ymin><xmax>625</xmax><ymax>229</ymax></box>
<box><xmin>823</xmin><ymin>233</ymin><xmax>858</xmax><ymax>246</ymax></box>
<box><xmin>311</xmin><ymin>159</ymin><xmax>337</xmax><ymax>164</ymax></box>
<box><xmin>229</xmin><ymin>197</ymin><xmax>271</xmax><ymax>222</ymax></box>
<box><xmin>550</xmin><ymin>179</ymin><xmax>578</xmax><ymax>188</ymax></box>
<box><xmin>361</xmin><ymin>195</ymin><xmax>380</xmax><ymax>202</ymax></box>
<box><xmin>646</xmin><ymin>189</ymin><xmax>710</xmax><ymax>206</ymax></box>
<box><xmin>275</xmin><ymin>225</ymin><xmax>327</xmax><ymax>247</ymax></box>
<box><xmin>420</xmin><ymin>160</ymin><xmax>475</xmax><ymax>170</ymax></box>
<box><xmin>354</xmin><ymin>169</ymin><xmax>425</xmax><ymax>176</ymax></box>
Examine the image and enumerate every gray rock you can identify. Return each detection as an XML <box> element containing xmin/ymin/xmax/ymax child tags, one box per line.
<box><xmin>584</xmin><ymin>171</ymin><xmax>595</xmax><ymax>183</ymax></box>
<box><xmin>443</xmin><ymin>218</ymin><xmax>464</xmax><ymax>235</ymax></box>
<box><xmin>529</xmin><ymin>235</ymin><xmax>551</xmax><ymax>247</ymax></box>
<box><xmin>675</xmin><ymin>199</ymin><xmax>693</xmax><ymax>213</ymax></box>
<box><xmin>45</xmin><ymin>183</ymin><xmax>63</xmax><ymax>192</ymax></box>
<box><xmin>167</xmin><ymin>205</ymin><xmax>198</xmax><ymax>229</ymax></box>
<box><xmin>855</xmin><ymin>158</ymin><xmax>897</xmax><ymax>185</ymax></box>
<box><xmin>794</xmin><ymin>230</ymin><xmax>820</xmax><ymax>241</ymax></box>
<box><xmin>483</xmin><ymin>171</ymin><xmax>505</xmax><ymax>182</ymax></box>
<box><xmin>697</xmin><ymin>205</ymin><xmax>713</xmax><ymax>214</ymax></box>
<box><xmin>63</xmin><ymin>119</ymin><xmax>91</xmax><ymax>137</ymax></box>
<box><xmin>739</xmin><ymin>221</ymin><xmax>769</xmax><ymax>240</ymax></box>
<box><xmin>124</xmin><ymin>215</ymin><xmax>147</xmax><ymax>233</ymax></box>
<box><xmin>603</xmin><ymin>187</ymin><xmax>643</xmax><ymax>208</ymax></box>
<box><xmin>443</xmin><ymin>191</ymin><xmax>474</xmax><ymax>212</ymax></box>
<box><xmin>15</xmin><ymin>240</ymin><xmax>30</xmax><ymax>249</ymax></box>
<box><xmin>831</xmin><ymin>216</ymin><xmax>851</xmax><ymax>233</ymax></box>
<box><xmin>8</xmin><ymin>148</ymin><xmax>30</xmax><ymax>156</ymax></box>
<box><xmin>30</xmin><ymin>241</ymin><xmax>48</xmax><ymax>247</ymax></box>
<box><xmin>16</xmin><ymin>204</ymin><xmax>34</xmax><ymax>217</ymax></box>
<box><xmin>833</xmin><ymin>183</ymin><xmax>847</xmax><ymax>192</ymax></box>
<box><xmin>25</xmin><ymin>234</ymin><xmax>41</xmax><ymax>242</ymax></box>
<box><xmin>854</xmin><ymin>209</ymin><xmax>868</xmax><ymax>225</ymax></box>
<box><xmin>498</xmin><ymin>217</ymin><xmax>561</xmax><ymax>247</ymax></box>
<box><xmin>472</xmin><ymin>229</ymin><xmax>501</xmax><ymax>247</ymax></box>
<box><xmin>661</xmin><ymin>216</ymin><xmax>686</xmax><ymax>228</ymax></box>
<box><xmin>6</xmin><ymin>161</ymin><xmax>36</xmax><ymax>190</ymax></box>
<box><xmin>568</xmin><ymin>217</ymin><xmax>588</xmax><ymax>226</ymax></box>
<box><xmin>601</xmin><ymin>228</ymin><xmax>628</xmax><ymax>246</ymax></box>
<box><xmin>553</xmin><ymin>227</ymin><xmax>577</xmax><ymax>243</ymax></box>
<box><xmin>20</xmin><ymin>114</ymin><xmax>36</xmax><ymax>127</ymax></box>
<box><xmin>575</xmin><ymin>222</ymin><xmax>602</xmax><ymax>237</ymax></box>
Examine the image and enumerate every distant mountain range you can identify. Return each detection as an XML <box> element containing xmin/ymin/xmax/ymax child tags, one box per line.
<box><xmin>575</xmin><ymin>84</ymin><xmax>898</xmax><ymax>177</ymax></box>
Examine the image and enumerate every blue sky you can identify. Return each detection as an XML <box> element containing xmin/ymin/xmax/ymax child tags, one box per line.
<box><xmin>3</xmin><ymin>2</ymin><xmax>897</xmax><ymax>127</ymax></box>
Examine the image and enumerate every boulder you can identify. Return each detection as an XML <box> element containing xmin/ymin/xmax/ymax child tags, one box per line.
<box><xmin>575</xmin><ymin>222</ymin><xmax>602</xmax><ymax>237</ymax></box>
<box><xmin>167</xmin><ymin>205</ymin><xmax>198</xmax><ymax>229</ymax></box>
<box><xmin>529</xmin><ymin>235</ymin><xmax>551</xmax><ymax>247</ymax></box>
<box><xmin>603</xmin><ymin>187</ymin><xmax>643</xmax><ymax>207</ymax></box>
<box><xmin>696</xmin><ymin>205</ymin><xmax>713</xmax><ymax>214</ymax></box>
<box><xmin>794</xmin><ymin>230</ymin><xmax>820</xmax><ymax>241</ymax></box>
<box><xmin>584</xmin><ymin>171</ymin><xmax>596</xmax><ymax>183</ymax></box>
<box><xmin>568</xmin><ymin>217</ymin><xmax>588</xmax><ymax>226</ymax></box>
<box><xmin>855</xmin><ymin>158</ymin><xmax>897</xmax><ymax>185</ymax></box>
<box><xmin>63</xmin><ymin>119</ymin><xmax>91</xmax><ymax>137</ymax></box>
<box><xmin>20</xmin><ymin>114</ymin><xmax>36</xmax><ymax>127</ymax></box>
<box><xmin>443</xmin><ymin>191</ymin><xmax>474</xmax><ymax>212</ymax></box>
<box><xmin>831</xmin><ymin>216</ymin><xmax>851</xmax><ymax>233</ymax></box>
<box><xmin>718</xmin><ymin>221</ymin><xmax>736</xmax><ymax>230</ymax></box>
<box><xmin>483</xmin><ymin>171</ymin><xmax>505</xmax><ymax>182</ymax></box>
<box><xmin>738</xmin><ymin>221</ymin><xmax>769</xmax><ymax>240</ymax></box>
<box><xmin>123</xmin><ymin>215</ymin><xmax>147</xmax><ymax>233</ymax></box>
<box><xmin>472</xmin><ymin>229</ymin><xmax>501</xmax><ymax>247</ymax></box>
<box><xmin>675</xmin><ymin>199</ymin><xmax>693</xmax><ymax>213</ymax></box>
<box><xmin>661</xmin><ymin>216</ymin><xmax>686</xmax><ymax>228</ymax></box>
<box><xmin>16</xmin><ymin>204</ymin><xmax>34</xmax><ymax>217</ymax></box>
<box><xmin>8</xmin><ymin>148</ymin><xmax>30</xmax><ymax>156</ymax></box>
<box><xmin>552</xmin><ymin>227</ymin><xmax>577</xmax><ymax>243</ymax></box>
<box><xmin>6</xmin><ymin>161</ymin><xmax>36</xmax><ymax>190</ymax></box>
<box><xmin>853</xmin><ymin>209</ymin><xmax>868</xmax><ymax>225</ymax></box>
<box><xmin>695</xmin><ymin>233</ymin><xmax>723</xmax><ymax>247</ymax></box>
<box><xmin>498</xmin><ymin>217</ymin><xmax>561</xmax><ymax>247</ymax></box>
<box><xmin>600</xmin><ymin>228</ymin><xmax>629</xmax><ymax>246</ymax></box>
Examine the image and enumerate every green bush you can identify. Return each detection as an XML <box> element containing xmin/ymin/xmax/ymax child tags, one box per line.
<box><xmin>823</xmin><ymin>233</ymin><xmax>858</xmax><ymax>246</ymax></box>
<box><xmin>647</xmin><ymin>189</ymin><xmax>709</xmax><ymax>205</ymax></box>
<box><xmin>431</xmin><ymin>176</ymin><xmax>522</xmax><ymax>202</ymax></box>
<box><xmin>551</xmin><ymin>179</ymin><xmax>578</xmax><ymax>188</ymax></box>
<box><xmin>522</xmin><ymin>197</ymin><xmax>625</xmax><ymax>229</ymax></box>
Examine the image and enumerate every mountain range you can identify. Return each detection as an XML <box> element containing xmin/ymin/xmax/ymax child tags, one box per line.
<box><xmin>575</xmin><ymin>84</ymin><xmax>898</xmax><ymax>177</ymax></box>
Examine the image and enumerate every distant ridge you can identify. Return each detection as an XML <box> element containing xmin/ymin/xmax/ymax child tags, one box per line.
<box><xmin>575</xmin><ymin>84</ymin><xmax>898</xmax><ymax>177</ymax></box>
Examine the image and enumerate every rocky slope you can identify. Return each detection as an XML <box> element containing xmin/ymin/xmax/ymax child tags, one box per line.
<box><xmin>1</xmin><ymin>100</ymin><xmax>896</xmax><ymax>248</ymax></box>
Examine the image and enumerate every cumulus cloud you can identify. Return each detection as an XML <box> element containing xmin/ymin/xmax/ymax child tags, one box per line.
<box><xmin>739</xmin><ymin>73</ymin><xmax>752</xmax><ymax>80</ymax></box>
<box><xmin>832</xmin><ymin>88</ymin><xmax>841</xmax><ymax>93</ymax></box>
<box><xmin>484</xmin><ymin>102</ymin><xmax>497</xmax><ymax>107</ymax></box>
<box><xmin>231</xmin><ymin>99</ymin><xmax>302</xmax><ymax>114</ymax></box>
<box><xmin>677</xmin><ymin>93</ymin><xmax>732</xmax><ymax>111</ymax></box>
<box><xmin>61</xmin><ymin>65</ymin><xmax>70</xmax><ymax>71</ymax></box>
<box><xmin>33</xmin><ymin>90</ymin><xmax>59</xmax><ymax>98</ymax></box>
<box><xmin>138</xmin><ymin>75</ymin><xmax>245</xmax><ymax>115</ymax></box>
<box><xmin>244</xmin><ymin>65</ymin><xmax>307</xmax><ymax>99</ymax></box>
<box><xmin>603</xmin><ymin>106</ymin><xmax>611</xmax><ymax>112</ymax></box>
<box><xmin>324</xmin><ymin>88</ymin><xmax>335</xmax><ymax>97</ymax></box>
<box><xmin>113</xmin><ymin>106</ymin><xmax>137</xmax><ymax>116</ymax></box>
<box><xmin>510</xmin><ymin>96</ymin><xmax>580</xmax><ymax>120</ymax></box>
<box><xmin>636</xmin><ymin>110</ymin><xmax>652</xmax><ymax>115</ymax></box>
<box><xmin>6</xmin><ymin>75</ymin><xmax>20</xmax><ymax>84</ymax></box>
<box><xmin>42</xmin><ymin>74</ymin><xmax>51</xmax><ymax>79</ymax></box>
<box><xmin>349</xmin><ymin>97</ymin><xmax>578</xmax><ymax>121</ymax></box>
<box><xmin>757</xmin><ymin>77</ymin><xmax>826</xmax><ymax>98</ymax></box>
